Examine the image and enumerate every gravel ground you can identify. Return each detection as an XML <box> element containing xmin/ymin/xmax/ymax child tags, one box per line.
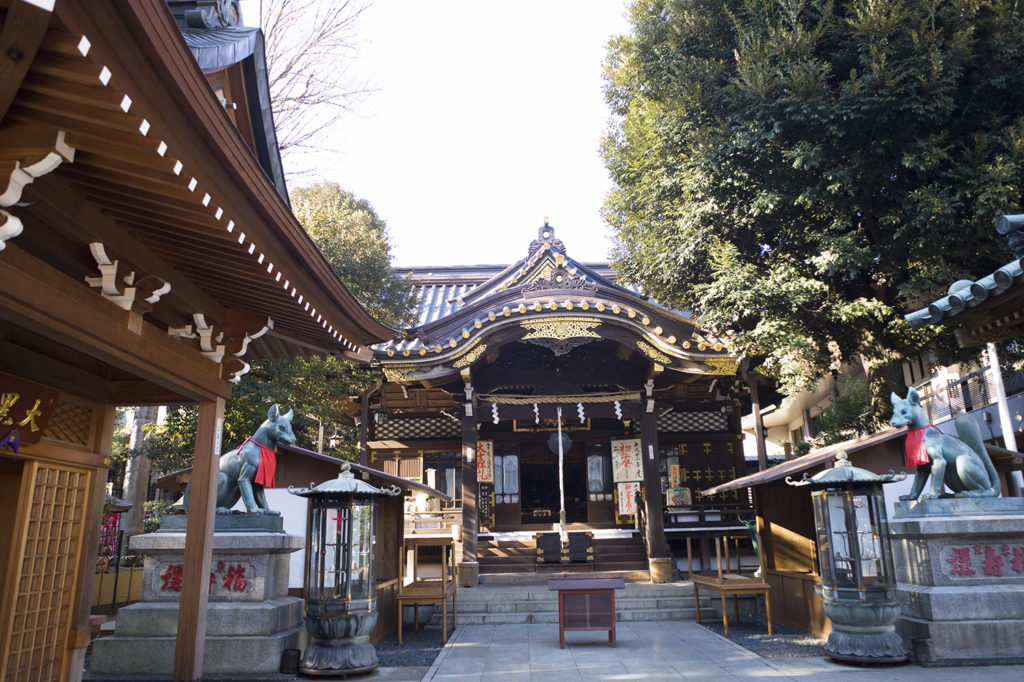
<box><xmin>374</xmin><ymin>623</ymin><xmax>447</xmax><ymax>668</ymax></box>
<box><xmin>699</xmin><ymin>618</ymin><xmax>827</xmax><ymax>658</ymax></box>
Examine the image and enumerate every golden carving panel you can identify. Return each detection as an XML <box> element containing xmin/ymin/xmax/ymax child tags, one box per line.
<box><xmin>636</xmin><ymin>340</ymin><xmax>671</xmax><ymax>364</ymax></box>
<box><xmin>453</xmin><ymin>342</ymin><xmax>487</xmax><ymax>368</ymax></box>
<box><xmin>520</xmin><ymin>317</ymin><xmax>601</xmax><ymax>341</ymax></box>
<box><xmin>704</xmin><ymin>357</ymin><xmax>740</xmax><ymax>375</ymax></box>
<box><xmin>382</xmin><ymin>363</ymin><xmax>418</xmax><ymax>384</ymax></box>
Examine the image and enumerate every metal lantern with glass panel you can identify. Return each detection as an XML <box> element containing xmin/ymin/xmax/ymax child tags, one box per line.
<box><xmin>787</xmin><ymin>452</ymin><xmax>908</xmax><ymax>663</ymax></box>
<box><xmin>290</xmin><ymin>462</ymin><xmax>401</xmax><ymax>676</ymax></box>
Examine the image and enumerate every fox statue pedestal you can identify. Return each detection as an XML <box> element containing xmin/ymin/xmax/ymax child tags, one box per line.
<box><xmin>890</xmin><ymin>498</ymin><xmax>1024</xmax><ymax>665</ymax></box>
<box><xmin>87</xmin><ymin>519</ymin><xmax>304</xmax><ymax>678</ymax></box>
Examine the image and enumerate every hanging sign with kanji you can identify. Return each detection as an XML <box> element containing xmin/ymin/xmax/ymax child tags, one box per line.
<box><xmin>477</xmin><ymin>439</ymin><xmax>494</xmax><ymax>483</ymax></box>
<box><xmin>611</xmin><ymin>438</ymin><xmax>643</xmax><ymax>482</ymax></box>
<box><xmin>617</xmin><ymin>481</ymin><xmax>640</xmax><ymax>516</ymax></box>
<box><xmin>0</xmin><ymin>372</ymin><xmax>59</xmax><ymax>448</ymax></box>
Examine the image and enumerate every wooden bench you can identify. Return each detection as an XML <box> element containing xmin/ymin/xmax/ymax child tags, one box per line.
<box><xmin>397</xmin><ymin>534</ymin><xmax>457</xmax><ymax>644</ymax></box>
<box><xmin>687</xmin><ymin>536</ymin><xmax>772</xmax><ymax>637</ymax></box>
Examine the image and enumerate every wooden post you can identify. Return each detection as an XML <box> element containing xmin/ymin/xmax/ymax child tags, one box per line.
<box><xmin>173</xmin><ymin>398</ymin><xmax>224</xmax><ymax>682</ymax></box>
<box><xmin>458</xmin><ymin>371</ymin><xmax>479</xmax><ymax>586</ymax></box>
<box><xmin>459</xmin><ymin>412</ymin><xmax>479</xmax><ymax>585</ymax></box>
<box><xmin>359</xmin><ymin>389</ymin><xmax>369</xmax><ymax>466</ymax></box>
<box><xmin>65</xmin><ymin>404</ymin><xmax>116</xmax><ymax>682</ymax></box>
<box><xmin>740</xmin><ymin>359</ymin><xmax>768</xmax><ymax>471</ymax></box>
<box><xmin>640</xmin><ymin>402</ymin><xmax>668</xmax><ymax>557</ymax></box>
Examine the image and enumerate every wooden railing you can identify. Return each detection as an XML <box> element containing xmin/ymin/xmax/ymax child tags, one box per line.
<box><xmin>404</xmin><ymin>508</ymin><xmax>462</xmax><ymax>536</ymax></box>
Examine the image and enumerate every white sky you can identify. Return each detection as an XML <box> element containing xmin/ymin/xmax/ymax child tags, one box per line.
<box><xmin>245</xmin><ymin>1</ymin><xmax>632</xmax><ymax>268</ymax></box>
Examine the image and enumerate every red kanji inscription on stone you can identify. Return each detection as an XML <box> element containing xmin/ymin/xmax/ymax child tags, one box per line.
<box><xmin>160</xmin><ymin>564</ymin><xmax>183</xmax><ymax>592</ymax></box>
<box><xmin>947</xmin><ymin>547</ymin><xmax>975</xmax><ymax>576</ymax></box>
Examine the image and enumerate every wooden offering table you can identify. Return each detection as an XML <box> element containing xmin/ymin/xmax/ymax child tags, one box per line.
<box><xmin>547</xmin><ymin>577</ymin><xmax>624</xmax><ymax>649</ymax></box>
<box><xmin>397</xmin><ymin>534</ymin><xmax>457</xmax><ymax>644</ymax></box>
<box><xmin>688</xmin><ymin>537</ymin><xmax>772</xmax><ymax>637</ymax></box>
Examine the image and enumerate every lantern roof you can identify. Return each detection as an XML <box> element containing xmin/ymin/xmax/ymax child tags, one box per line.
<box><xmin>289</xmin><ymin>462</ymin><xmax>402</xmax><ymax>499</ymax></box>
<box><xmin>787</xmin><ymin>452</ymin><xmax>905</xmax><ymax>488</ymax></box>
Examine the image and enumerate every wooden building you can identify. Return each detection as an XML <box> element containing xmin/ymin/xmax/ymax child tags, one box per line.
<box><xmin>0</xmin><ymin>2</ymin><xmax>390</xmax><ymax>681</ymax></box>
<box><xmin>155</xmin><ymin>446</ymin><xmax>451</xmax><ymax>645</ymax></box>
<box><xmin>366</xmin><ymin>224</ymin><xmax>750</xmax><ymax>583</ymax></box>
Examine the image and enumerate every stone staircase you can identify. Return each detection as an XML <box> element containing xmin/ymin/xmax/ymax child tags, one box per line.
<box><xmin>477</xmin><ymin>530</ymin><xmax>652</xmax><ymax>583</ymax></box>
<box><xmin>427</xmin><ymin>582</ymin><xmax>706</xmax><ymax>627</ymax></box>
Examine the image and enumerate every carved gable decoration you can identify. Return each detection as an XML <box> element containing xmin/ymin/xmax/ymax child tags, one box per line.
<box><xmin>520</xmin><ymin>317</ymin><xmax>601</xmax><ymax>356</ymax></box>
<box><xmin>522</xmin><ymin>265</ymin><xmax>597</xmax><ymax>293</ymax></box>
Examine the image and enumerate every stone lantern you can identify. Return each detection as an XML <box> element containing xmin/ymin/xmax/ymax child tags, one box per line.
<box><xmin>290</xmin><ymin>462</ymin><xmax>401</xmax><ymax>676</ymax></box>
<box><xmin>788</xmin><ymin>452</ymin><xmax>908</xmax><ymax>663</ymax></box>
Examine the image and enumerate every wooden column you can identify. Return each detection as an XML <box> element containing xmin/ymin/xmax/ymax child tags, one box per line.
<box><xmin>359</xmin><ymin>389</ymin><xmax>370</xmax><ymax>466</ymax></box>
<box><xmin>66</xmin><ymin>404</ymin><xmax>116</xmax><ymax>682</ymax></box>
<box><xmin>740</xmin><ymin>359</ymin><xmax>768</xmax><ymax>471</ymax></box>
<box><xmin>173</xmin><ymin>397</ymin><xmax>225</xmax><ymax>682</ymax></box>
<box><xmin>640</xmin><ymin>401</ymin><xmax>668</xmax><ymax>558</ymax></box>
<box><xmin>458</xmin><ymin>373</ymin><xmax>479</xmax><ymax>586</ymax></box>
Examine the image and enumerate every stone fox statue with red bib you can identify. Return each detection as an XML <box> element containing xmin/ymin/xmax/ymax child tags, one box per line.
<box><xmin>890</xmin><ymin>388</ymin><xmax>999</xmax><ymax>501</ymax></box>
<box><xmin>184</xmin><ymin>404</ymin><xmax>296</xmax><ymax>515</ymax></box>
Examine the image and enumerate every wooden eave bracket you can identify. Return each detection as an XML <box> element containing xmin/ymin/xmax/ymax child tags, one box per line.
<box><xmin>0</xmin><ymin>123</ymin><xmax>74</xmax><ymax>249</ymax></box>
<box><xmin>168</xmin><ymin>311</ymin><xmax>272</xmax><ymax>383</ymax></box>
<box><xmin>84</xmin><ymin>242</ymin><xmax>170</xmax><ymax>313</ymax></box>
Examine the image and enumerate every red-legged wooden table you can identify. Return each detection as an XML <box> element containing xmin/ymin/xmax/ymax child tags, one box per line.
<box><xmin>547</xmin><ymin>577</ymin><xmax>625</xmax><ymax>649</ymax></box>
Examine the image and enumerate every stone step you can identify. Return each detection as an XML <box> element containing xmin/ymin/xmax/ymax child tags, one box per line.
<box><xmin>428</xmin><ymin>607</ymin><xmax>701</xmax><ymax>627</ymax></box>
<box><xmin>477</xmin><ymin>569</ymin><xmax>652</xmax><ymax>584</ymax></box>
<box><xmin>454</xmin><ymin>596</ymin><xmax>698</xmax><ymax>614</ymax></box>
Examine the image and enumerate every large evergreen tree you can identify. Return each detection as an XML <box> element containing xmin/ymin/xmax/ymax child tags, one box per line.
<box><xmin>603</xmin><ymin>0</ymin><xmax>1024</xmax><ymax>399</ymax></box>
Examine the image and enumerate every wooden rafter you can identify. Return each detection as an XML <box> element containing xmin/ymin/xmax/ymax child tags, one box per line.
<box><xmin>0</xmin><ymin>0</ymin><xmax>54</xmax><ymax>123</ymax></box>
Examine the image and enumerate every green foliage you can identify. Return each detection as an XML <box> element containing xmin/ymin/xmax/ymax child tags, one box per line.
<box><xmin>291</xmin><ymin>182</ymin><xmax>413</xmax><ymax>328</ymax></box>
<box><xmin>108</xmin><ymin>408</ymin><xmax>133</xmax><ymax>464</ymax></box>
<box><xmin>604</xmin><ymin>0</ymin><xmax>1022</xmax><ymax>397</ymax></box>
<box><xmin>814</xmin><ymin>378</ymin><xmax>875</xmax><ymax>445</ymax></box>
<box><xmin>143</xmin><ymin>500</ymin><xmax>176</xmax><ymax>533</ymax></box>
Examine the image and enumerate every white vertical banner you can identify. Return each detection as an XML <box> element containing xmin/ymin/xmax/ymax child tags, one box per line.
<box><xmin>476</xmin><ymin>439</ymin><xmax>494</xmax><ymax>483</ymax></box>
<box><xmin>611</xmin><ymin>438</ymin><xmax>643</xmax><ymax>482</ymax></box>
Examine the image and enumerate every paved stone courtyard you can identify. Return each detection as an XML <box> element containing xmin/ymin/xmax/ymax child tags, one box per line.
<box><xmin>420</xmin><ymin>621</ymin><xmax>1024</xmax><ymax>681</ymax></box>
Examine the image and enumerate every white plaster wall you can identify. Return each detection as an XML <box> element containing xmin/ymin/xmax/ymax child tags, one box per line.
<box><xmin>232</xmin><ymin>489</ymin><xmax>308</xmax><ymax>588</ymax></box>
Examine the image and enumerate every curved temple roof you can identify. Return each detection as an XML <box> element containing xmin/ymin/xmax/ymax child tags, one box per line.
<box><xmin>905</xmin><ymin>214</ymin><xmax>1024</xmax><ymax>347</ymax></box>
<box><xmin>375</xmin><ymin>224</ymin><xmax>737</xmax><ymax>384</ymax></box>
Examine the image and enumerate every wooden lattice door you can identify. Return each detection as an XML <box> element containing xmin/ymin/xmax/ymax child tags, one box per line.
<box><xmin>1</xmin><ymin>461</ymin><xmax>91</xmax><ymax>682</ymax></box>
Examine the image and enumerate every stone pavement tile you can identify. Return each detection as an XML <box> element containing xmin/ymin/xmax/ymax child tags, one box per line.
<box><xmin>531</xmin><ymin>670</ymin><xmax>582</xmax><ymax>682</ymax></box>
<box><xmin>371</xmin><ymin>666</ymin><xmax>429</xmax><ymax>681</ymax></box>
<box><xmin>429</xmin><ymin>674</ymin><xmax>482</xmax><ymax>682</ymax></box>
<box><xmin>452</xmin><ymin>625</ymin><xmax>494</xmax><ymax>645</ymax></box>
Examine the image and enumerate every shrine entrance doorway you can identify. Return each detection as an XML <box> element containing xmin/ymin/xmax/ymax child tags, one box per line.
<box><xmin>518</xmin><ymin>442</ymin><xmax>587</xmax><ymax>526</ymax></box>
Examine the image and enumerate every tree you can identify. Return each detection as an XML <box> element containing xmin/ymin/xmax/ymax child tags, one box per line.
<box><xmin>143</xmin><ymin>183</ymin><xmax>411</xmax><ymax>470</ymax></box>
<box><xmin>602</xmin><ymin>0</ymin><xmax>1024</xmax><ymax>407</ymax></box>
<box><xmin>292</xmin><ymin>182</ymin><xmax>413</xmax><ymax>328</ymax></box>
<box><xmin>259</xmin><ymin>0</ymin><xmax>371</xmax><ymax>160</ymax></box>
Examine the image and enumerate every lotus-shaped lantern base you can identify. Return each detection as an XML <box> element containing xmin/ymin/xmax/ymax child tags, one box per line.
<box><xmin>300</xmin><ymin>609</ymin><xmax>379</xmax><ymax>676</ymax></box>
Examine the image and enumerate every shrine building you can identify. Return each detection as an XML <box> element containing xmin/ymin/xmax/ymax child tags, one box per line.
<box><xmin>365</xmin><ymin>224</ymin><xmax>752</xmax><ymax>584</ymax></box>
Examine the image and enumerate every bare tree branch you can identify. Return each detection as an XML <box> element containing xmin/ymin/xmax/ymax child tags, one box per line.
<box><xmin>258</xmin><ymin>0</ymin><xmax>373</xmax><ymax>167</ymax></box>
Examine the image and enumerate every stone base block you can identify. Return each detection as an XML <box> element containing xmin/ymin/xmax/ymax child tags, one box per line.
<box><xmin>899</xmin><ymin>584</ymin><xmax>1024</xmax><ymax>622</ymax></box>
<box><xmin>457</xmin><ymin>561</ymin><xmax>479</xmax><ymax>587</ymax></box>
<box><xmin>649</xmin><ymin>557</ymin><xmax>673</xmax><ymax>583</ymax></box>
<box><xmin>106</xmin><ymin>597</ymin><xmax>303</xmax><ymax>637</ymax></box>
<box><xmin>897</xmin><ymin>616</ymin><xmax>1024</xmax><ymax>665</ymax></box>
<box><xmin>891</xmin><ymin>503</ymin><xmax>1024</xmax><ymax>664</ymax></box>
<box><xmin>88</xmin><ymin>626</ymin><xmax>303</xmax><ymax>676</ymax></box>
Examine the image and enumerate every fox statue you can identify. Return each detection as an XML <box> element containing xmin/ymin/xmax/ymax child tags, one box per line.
<box><xmin>184</xmin><ymin>404</ymin><xmax>296</xmax><ymax>515</ymax></box>
<box><xmin>890</xmin><ymin>388</ymin><xmax>1000</xmax><ymax>501</ymax></box>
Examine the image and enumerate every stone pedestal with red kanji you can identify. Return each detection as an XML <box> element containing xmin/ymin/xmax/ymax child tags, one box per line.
<box><xmin>87</xmin><ymin>529</ymin><xmax>303</xmax><ymax>677</ymax></box>
<box><xmin>890</xmin><ymin>498</ymin><xmax>1024</xmax><ymax>665</ymax></box>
